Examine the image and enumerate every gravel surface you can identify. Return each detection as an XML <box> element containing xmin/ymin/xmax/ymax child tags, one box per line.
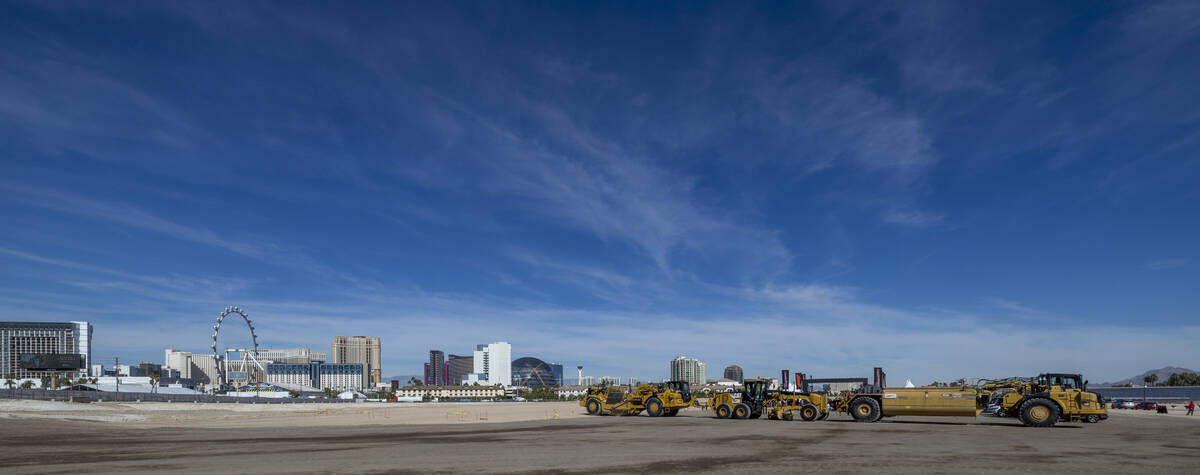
<box><xmin>2</xmin><ymin>401</ymin><xmax>1197</xmax><ymax>474</ymax></box>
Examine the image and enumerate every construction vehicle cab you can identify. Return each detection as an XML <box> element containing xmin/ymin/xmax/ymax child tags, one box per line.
<box><xmin>1039</xmin><ymin>373</ymin><xmax>1083</xmax><ymax>390</ymax></box>
<box><xmin>662</xmin><ymin>380</ymin><xmax>693</xmax><ymax>405</ymax></box>
<box><xmin>710</xmin><ymin>378</ymin><xmax>769</xmax><ymax>419</ymax></box>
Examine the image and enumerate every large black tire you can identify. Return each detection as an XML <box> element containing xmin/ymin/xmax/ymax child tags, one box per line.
<box><xmin>818</xmin><ymin>408</ymin><xmax>830</xmax><ymax>420</ymax></box>
<box><xmin>733</xmin><ymin>403</ymin><xmax>751</xmax><ymax>419</ymax></box>
<box><xmin>849</xmin><ymin>397</ymin><xmax>882</xmax><ymax>422</ymax></box>
<box><xmin>716</xmin><ymin>404</ymin><xmax>732</xmax><ymax>419</ymax></box>
<box><xmin>665</xmin><ymin>409</ymin><xmax>679</xmax><ymax>417</ymax></box>
<box><xmin>1019</xmin><ymin>398</ymin><xmax>1060</xmax><ymax>428</ymax></box>
<box><xmin>646</xmin><ymin>397</ymin><xmax>664</xmax><ymax>417</ymax></box>
<box><xmin>585</xmin><ymin>398</ymin><xmax>602</xmax><ymax>415</ymax></box>
<box><xmin>799</xmin><ymin>405</ymin><xmax>819</xmax><ymax>422</ymax></box>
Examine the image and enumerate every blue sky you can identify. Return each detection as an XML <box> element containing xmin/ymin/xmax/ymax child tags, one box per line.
<box><xmin>1</xmin><ymin>1</ymin><xmax>1197</xmax><ymax>384</ymax></box>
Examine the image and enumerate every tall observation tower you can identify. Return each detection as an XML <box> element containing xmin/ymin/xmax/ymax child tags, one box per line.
<box><xmin>577</xmin><ymin>365</ymin><xmax>583</xmax><ymax>386</ymax></box>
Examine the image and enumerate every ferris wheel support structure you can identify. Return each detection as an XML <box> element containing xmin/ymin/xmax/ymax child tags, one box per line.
<box><xmin>211</xmin><ymin>306</ymin><xmax>260</xmax><ymax>388</ymax></box>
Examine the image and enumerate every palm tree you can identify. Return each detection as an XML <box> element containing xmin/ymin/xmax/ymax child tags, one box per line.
<box><xmin>40</xmin><ymin>374</ymin><xmax>52</xmax><ymax>390</ymax></box>
<box><xmin>89</xmin><ymin>377</ymin><xmax>98</xmax><ymax>384</ymax></box>
<box><xmin>4</xmin><ymin>373</ymin><xmax>14</xmax><ymax>390</ymax></box>
<box><xmin>20</xmin><ymin>381</ymin><xmax>34</xmax><ymax>389</ymax></box>
<box><xmin>149</xmin><ymin>373</ymin><xmax>160</xmax><ymax>393</ymax></box>
<box><xmin>1144</xmin><ymin>374</ymin><xmax>1159</xmax><ymax>401</ymax></box>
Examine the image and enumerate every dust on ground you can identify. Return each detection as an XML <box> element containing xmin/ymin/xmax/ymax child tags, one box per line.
<box><xmin>1</xmin><ymin>401</ymin><xmax>1198</xmax><ymax>474</ymax></box>
<box><xmin>0</xmin><ymin>399</ymin><xmax>581</xmax><ymax>426</ymax></box>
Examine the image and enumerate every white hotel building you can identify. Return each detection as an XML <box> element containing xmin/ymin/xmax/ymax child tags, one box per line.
<box><xmin>264</xmin><ymin>362</ymin><xmax>365</xmax><ymax>391</ymax></box>
<box><xmin>472</xmin><ymin>341</ymin><xmax>511</xmax><ymax>387</ymax></box>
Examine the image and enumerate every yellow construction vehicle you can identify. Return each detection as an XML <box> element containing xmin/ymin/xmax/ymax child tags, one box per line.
<box><xmin>983</xmin><ymin>373</ymin><xmax>1108</xmax><ymax>426</ymax></box>
<box><xmin>653</xmin><ymin>380</ymin><xmax>696</xmax><ymax>416</ymax></box>
<box><xmin>708</xmin><ymin>378</ymin><xmax>829</xmax><ymax>421</ymax></box>
<box><xmin>765</xmin><ymin>392</ymin><xmax>829</xmax><ymax>421</ymax></box>
<box><xmin>581</xmin><ymin>385</ymin><xmax>639</xmax><ymax>416</ymax></box>
<box><xmin>581</xmin><ymin>381</ymin><xmax>696</xmax><ymax>417</ymax></box>
<box><xmin>837</xmin><ymin>372</ymin><xmax>1107</xmax><ymax>427</ymax></box>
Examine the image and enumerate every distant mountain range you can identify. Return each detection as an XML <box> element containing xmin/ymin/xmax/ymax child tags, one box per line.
<box><xmin>1098</xmin><ymin>366</ymin><xmax>1198</xmax><ymax>387</ymax></box>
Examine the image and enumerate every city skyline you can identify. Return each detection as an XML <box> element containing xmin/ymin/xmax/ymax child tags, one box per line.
<box><xmin>0</xmin><ymin>2</ymin><xmax>1197</xmax><ymax>384</ymax></box>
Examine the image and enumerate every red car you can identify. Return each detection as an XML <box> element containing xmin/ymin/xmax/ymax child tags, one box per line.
<box><xmin>1134</xmin><ymin>402</ymin><xmax>1158</xmax><ymax>410</ymax></box>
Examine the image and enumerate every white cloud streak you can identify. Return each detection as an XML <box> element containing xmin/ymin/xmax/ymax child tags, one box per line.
<box><xmin>0</xmin><ymin>184</ymin><xmax>361</xmax><ymax>283</ymax></box>
<box><xmin>2</xmin><ymin>243</ymin><xmax>1191</xmax><ymax>385</ymax></box>
<box><xmin>1145</xmin><ymin>258</ymin><xmax>1188</xmax><ymax>270</ymax></box>
<box><xmin>394</xmin><ymin>82</ymin><xmax>794</xmax><ymax>277</ymax></box>
<box><xmin>1</xmin><ymin>183</ymin><xmax>268</xmax><ymax>258</ymax></box>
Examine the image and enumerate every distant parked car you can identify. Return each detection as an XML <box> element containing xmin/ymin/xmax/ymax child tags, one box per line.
<box><xmin>1112</xmin><ymin>400</ymin><xmax>1136</xmax><ymax>409</ymax></box>
<box><xmin>1134</xmin><ymin>401</ymin><xmax>1158</xmax><ymax>410</ymax></box>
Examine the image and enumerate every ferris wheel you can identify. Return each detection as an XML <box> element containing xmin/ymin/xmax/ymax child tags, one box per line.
<box><xmin>211</xmin><ymin>306</ymin><xmax>261</xmax><ymax>388</ymax></box>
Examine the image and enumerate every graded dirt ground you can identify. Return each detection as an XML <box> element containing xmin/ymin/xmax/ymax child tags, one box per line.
<box><xmin>1</xmin><ymin>401</ymin><xmax>1197</xmax><ymax>474</ymax></box>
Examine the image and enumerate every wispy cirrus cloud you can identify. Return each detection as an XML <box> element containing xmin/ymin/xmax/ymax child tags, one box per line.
<box><xmin>0</xmin><ymin>247</ymin><xmax>255</xmax><ymax>301</ymax></box>
<box><xmin>0</xmin><ymin>184</ymin><xmax>362</xmax><ymax>284</ymax></box>
<box><xmin>741</xmin><ymin>78</ymin><xmax>942</xmax><ymax>226</ymax></box>
<box><xmin>1</xmin><ymin>183</ymin><xmax>269</xmax><ymax>258</ymax></box>
<box><xmin>657</xmin><ymin>31</ymin><xmax>946</xmax><ymax>227</ymax></box>
<box><xmin>0</xmin><ymin>38</ymin><xmax>213</xmax><ymax>157</ymax></box>
<box><xmin>2</xmin><ymin>240</ymin><xmax>1193</xmax><ymax>384</ymax></box>
<box><xmin>1</xmin><ymin>2</ymin><xmax>1194</xmax><ymax>387</ymax></box>
<box><xmin>380</xmin><ymin>75</ymin><xmax>794</xmax><ymax>278</ymax></box>
<box><xmin>1145</xmin><ymin>258</ymin><xmax>1188</xmax><ymax>270</ymax></box>
<box><xmin>118</xmin><ymin>284</ymin><xmax>1200</xmax><ymax>384</ymax></box>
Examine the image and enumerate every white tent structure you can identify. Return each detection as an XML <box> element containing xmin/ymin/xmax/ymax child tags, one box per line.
<box><xmin>337</xmin><ymin>390</ymin><xmax>366</xmax><ymax>400</ymax></box>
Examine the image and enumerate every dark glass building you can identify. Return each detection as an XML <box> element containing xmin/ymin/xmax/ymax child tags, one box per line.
<box><xmin>447</xmin><ymin>354</ymin><xmax>473</xmax><ymax>385</ymax></box>
<box><xmin>427</xmin><ymin>350</ymin><xmax>446</xmax><ymax>385</ymax></box>
<box><xmin>511</xmin><ymin>357</ymin><xmax>563</xmax><ymax>387</ymax></box>
<box><xmin>724</xmin><ymin>365</ymin><xmax>743</xmax><ymax>383</ymax></box>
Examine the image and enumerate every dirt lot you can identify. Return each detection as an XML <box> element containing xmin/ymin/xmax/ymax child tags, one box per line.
<box><xmin>1</xmin><ymin>401</ymin><xmax>1197</xmax><ymax>474</ymax></box>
